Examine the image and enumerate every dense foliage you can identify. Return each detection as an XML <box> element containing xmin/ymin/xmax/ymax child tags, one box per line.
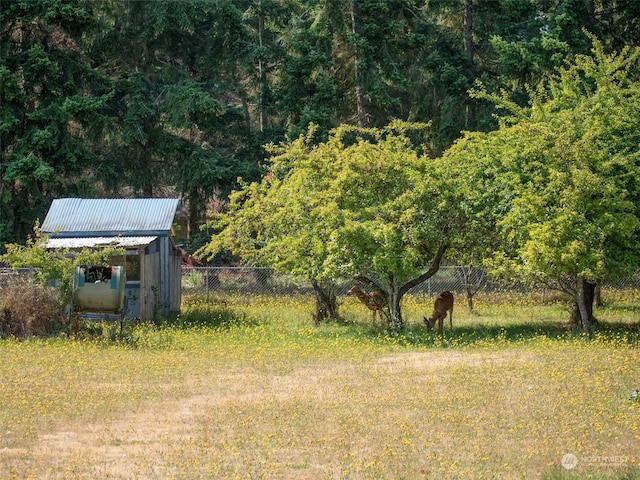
<box><xmin>439</xmin><ymin>37</ymin><xmax>640</xmax><ymax>336</ymax></box>
<box><xmin>3</xmin><ymin>0</ymin><xmax>640</xmax><ymax>250</ymax></box>
<box><xmin>205</xmin><ymin>36</ymin><xmax>640</xmax><ymax>334</ymax></box>
<box><xmin>3</xmin><ymin>1</ymin><xmax>639</xmax><ymax>335</ymax></box>
<box><xmin>202</xmin><ymin>121</ymin><xmax>463</xmax><ymax>327</ymax></box>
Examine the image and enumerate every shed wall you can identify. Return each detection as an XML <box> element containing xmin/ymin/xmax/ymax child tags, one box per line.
<box><xmin>169</xmin><ymin>247</ymin><xmax>182</xmax><ymax>313</ymax></box>
<box><xmin>141</xmin><ymin>251</ymin><xmax>160</xmax><ymax>321</ymax></box>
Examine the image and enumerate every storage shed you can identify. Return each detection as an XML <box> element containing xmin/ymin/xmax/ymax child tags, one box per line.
<box><xmin>41</xmin><ymin>198</ymin><xmax>181</xmax><ymax>320</ymax></box>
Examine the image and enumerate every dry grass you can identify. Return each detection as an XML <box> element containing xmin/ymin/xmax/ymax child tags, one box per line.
<box><xmin>0</xmin><ymin>295</ymin><xmax>639</xmax><ymax>479</ymax></box>
<box><xmin>0</xmin><ymin>277</ymin><xmax>63</xmax><ymax>338</ymax></box>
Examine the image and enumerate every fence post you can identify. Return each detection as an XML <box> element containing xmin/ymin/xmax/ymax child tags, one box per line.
<box><xmin>205</xmin><ymin>267</ymin><xmax>210</xmax><ymax>300</ymax></box>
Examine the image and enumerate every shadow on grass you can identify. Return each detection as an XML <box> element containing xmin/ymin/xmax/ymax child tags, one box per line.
<box><xmin>161</xmin><ymin>305</ymin><xmax>259</xmax><ymax>331</ymax></box>
<box><xmin>383</xmin><ymin>320</ymin><xmax>640</xmax><ymax>348</ymax></box>
<box><xmin>74</xmin><ymin>306</ymin><xmax>257</xmax><ymax>346</ymax></box>
<box><xmin>81</xmin><ymin>300</ymin><xmax>638</xmax><ymax>349</ymax></box>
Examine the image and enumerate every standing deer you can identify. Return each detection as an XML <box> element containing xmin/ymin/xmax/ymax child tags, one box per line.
<box><xmin>423</xmin><ymin>291</ymin><xmax>454</xmax><ymax>333</ymax></box>
<box><xmin>347</xmin><ymin>285</ymin><xmax>389</xmax><ymax>326</ymax></box>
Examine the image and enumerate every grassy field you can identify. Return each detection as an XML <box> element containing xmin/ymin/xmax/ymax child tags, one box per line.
<box><xmin>0</xmin><ymin>292</ymin><xmax>639</xmax><ymax>479</ymax></box>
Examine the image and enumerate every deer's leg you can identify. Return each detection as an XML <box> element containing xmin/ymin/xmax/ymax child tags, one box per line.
<box><xmin>438</xmin><ymin>315</ymin><xmax>444</xmax><ymax>334</ymax></box>
<box><xmin>449</xmin><ymin>309</ymin><xmax>453</xmax><ymax>330</ymax></box>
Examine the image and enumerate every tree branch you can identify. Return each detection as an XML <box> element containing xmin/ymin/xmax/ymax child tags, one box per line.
<box><xmin>398</xmin><ymin>243</ymin><xmax>448</xmax><ymax>297</ymax></box>
<box><xmin>353</xmin><ymin>275</ymin><xmax>385</xmax><ymax>298</ymax></box>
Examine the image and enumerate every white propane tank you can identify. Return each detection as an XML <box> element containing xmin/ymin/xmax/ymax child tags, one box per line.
<box><xmin>74</xmin><ymin>265</ymin><xmax>126</xmax><ymax>312</ymax></box>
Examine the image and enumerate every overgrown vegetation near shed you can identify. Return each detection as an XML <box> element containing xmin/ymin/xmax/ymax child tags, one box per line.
<box><xmin>0</xmin><ymin>276</ymin><xmax>62</xmax><ymax>338</ymax></box>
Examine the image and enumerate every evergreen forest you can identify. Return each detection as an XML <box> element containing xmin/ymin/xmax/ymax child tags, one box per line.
<box><xmin>2</xmin><ymin>0</ymin><xmax>640</xmax><ymax>252</ymax></box>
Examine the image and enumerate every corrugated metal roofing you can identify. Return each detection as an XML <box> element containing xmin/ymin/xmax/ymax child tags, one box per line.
<box><xmin>41</xmin><ymin>198</ymin><xmax>179</xmax><ymax>235</ymax></box>
<box><xmin>45</xmin><ymin>236</ymin><xmax>158</xmax><ymax>249</ymax></box>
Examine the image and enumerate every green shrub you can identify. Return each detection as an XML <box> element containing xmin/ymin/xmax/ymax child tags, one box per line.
<box><xmin>1</xmin><ymin>225</ymin><xmax>125</xmax><ymax>337</ymax></box>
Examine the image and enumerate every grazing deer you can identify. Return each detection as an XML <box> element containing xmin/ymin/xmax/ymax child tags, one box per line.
<box><xmin>347</xmin><ymin>285</ymin><xmax>389</xmax><ymax>326</ymax></box>
<box><xmin>424</xmin><ymin>291</ymin><xmax>454</xmax><ymax>333</ymax></box>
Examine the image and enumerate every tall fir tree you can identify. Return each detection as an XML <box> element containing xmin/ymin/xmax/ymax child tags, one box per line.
<box><xmin>0</xmin><ymin>0</ymin><xmax>110</xmax><ymax>247</ymax></box>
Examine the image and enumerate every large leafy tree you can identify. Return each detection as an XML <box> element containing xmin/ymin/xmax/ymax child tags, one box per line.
<box><xmin>439</xmin><ymin>36</ymin><xmax>640</xmax><ymax>337</ymax></box>
<box><xmin>201</xmin><ymin>121</ymin><xmax>462</xmax><ymax>328</ymax></box>
<box><xmin>0</xmin><ymin>0</ymin><xmax>259</xmax><ymax>249</ymax></box>
<box><xmin>275</xmin><ymin>0</ymin><xmax>487</xmax><ymax>148</ymax></box>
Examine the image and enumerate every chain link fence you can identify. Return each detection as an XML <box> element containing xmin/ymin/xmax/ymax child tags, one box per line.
<box><xmin>181</xmin><ymin>266</ymin><xmax>483</xmax><ymax>297</ymax></box>
<box><xmin>181</xmin><ymin>266</ymin><xmax>640</xmax><ymax>301</ymax></box>
<box><xmin>3</xmin><ymin>266</ymin><xmax>638</xmax><ymax>303</ymax></box>
<box><xmin>0</xmin><ymin>267</ymin><xmax>34</xmax><ymax>286</ymax></box>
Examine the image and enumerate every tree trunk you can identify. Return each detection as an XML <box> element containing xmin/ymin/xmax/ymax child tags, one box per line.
<box><xmin>594</xmin><ymin>283</ymin><xmax>602</xmax><ymax>307</ymax></box>
<box><xmin>462</xmin><ymin>266</ymin><xmax>474</xmax><ymax>313</ymax></box>
<box><xmin>569</xmin><ymin>279</ymin><xmax>597</xmax><ymax>332</ymax></box>
<box><xmin>463</xmin><ymin>0</ymin><xmax>474</xmax><ymax>130</ymax></box>
<box><xmin>311</xmin><ymin>279</ymin><xmax>338</xmax><ymax>324</ymax></box>
<box><xmin>462</xmin><ymin>267</ymin><xmax>474</xmax><ymax>313</ymax></box>
<box><xmin>387</xmin><ymin>288</ymin><xmax>402</xmax><ymax>331</ymax></box>
<box><xmin>574</xmin><ymin>278</ymin><xmax>594</xmax><ymax>338</ymax></box>
<box><xmin>350</xmin><ymin>0</ymin><xmax>366</xmax><ymax>127</ymax></box>
<box><xmin>257</xmin><ymin>0</ymin><xmax>267</xmax><ymax>132</ymax></box>
<box><xmin>456</xmin><ymin>265</ymin><xmax>485</xmax><ymax>313</ymax></box>
<box><xmin>358</xmin><ymin>244</ymin><xmax>448</xmax><ymax>331</ymax></box>
<box><xmin>466</xmin><ymin>292</ymin><xmax>474</xmax><ymax>314</ymax></box>
<box><xmin>463</xmin><ymin>0</ymin><xmax>473</xmax><ymax>65</ymax></box>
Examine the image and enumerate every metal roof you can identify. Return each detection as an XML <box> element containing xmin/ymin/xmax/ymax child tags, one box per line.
<box><xmin>45</xmin><ymin>236</ymin><xmax>158</xmax><ymax>249</ymax></box>
<box><xmin>41</xmin><ymin>198</ymin><xmax>179</xmax><ymax>236</ymax></box>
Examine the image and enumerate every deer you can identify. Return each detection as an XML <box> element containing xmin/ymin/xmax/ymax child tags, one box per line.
<box><xmin>347</xmin><ymin>285</ymin><xmax>389</xmax><ymax>326</ymax></box>
<box><xmin>423</xmin><ymin>291</ymin><xmax>454</xmax><ymax>333</ymax></box>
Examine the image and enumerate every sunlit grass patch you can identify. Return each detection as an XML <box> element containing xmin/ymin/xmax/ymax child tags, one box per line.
<box><xmin>135</xmin><ymin>338</ymin><xmax>639</xmax><ymax>479</ymax></box>
<box><xmin>0</xmin><ymin>294</ymin><xmax>638</xmax><ymax>479</ymax></box>
<box><xmin>0</xmin><ymin>338</ymin><xmax>192</xmax><ymax>448</ymax></box>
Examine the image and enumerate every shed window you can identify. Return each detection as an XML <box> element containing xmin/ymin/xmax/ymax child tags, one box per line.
<box><xmin>125</xmin><ymin>253</ymin><xmax>140</xmax><ymax>282</ymax></box>
<box><xmin>110</xmin><ymin>251</ymin><xmax>140</xmax><ymax>282</ymax></box>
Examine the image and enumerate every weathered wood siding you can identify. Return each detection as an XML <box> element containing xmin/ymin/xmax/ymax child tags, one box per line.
<box><xmin>140</xmin><ymin>251</ymin><xmax>160</xmax><ymax>321</ymax></box>
<box><xmin>169</xmin><ymin>247</ymin><xmax>182</xmax><ymax>313</ymax></box>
